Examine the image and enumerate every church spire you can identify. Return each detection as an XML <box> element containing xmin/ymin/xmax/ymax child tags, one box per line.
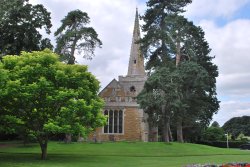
<box><xmin>127</xmin><ymin>8</ymin><xmax>145</xmax><ymax>76</ymax></box>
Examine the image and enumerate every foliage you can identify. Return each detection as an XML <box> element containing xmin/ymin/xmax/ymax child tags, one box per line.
<box><xmin>138</xmin><ymin>61</ymin><xmax>211</xmax><ymax>141</ymax></box>
<box><xmin>140</xmin><ymin>0</ymin><xmax>192</xmax><ymax>71</ymax></box>
<box><xmin>55</xmin><ymin>10</ymin><xmax>102</xmax><ymax>64</ymax></box>
<box><xmin>201</xmin><ymin>126</ymin><xmax>226</xmax><ymax>141</ymax></box>
<box><xmin>177</xmin><ymin>121</ymin><xmax>205</xmax><ymax>143</ymax></box>
<box><xmin>0</xmin><ymin>0</ymin><xmax>53</xmax><ymax>57</ymax></box>
<box><xmin>197</xmin><ymin>141</ymin><xmax>248</xmax><ymax>148</ymax></box>
<box><xmin>211</xmin><ymin>121</ymin><xmax>220</xmax><ymax>128</ymax></box>
<box><xmin>222</xmin><ymin>116</ymin><xmax>250</xmax><ymax>139</ymax></box>
<box><xmin>138</xmin><ymin>0</ymin><xmax>219</xmax><ymax>142</ymax></box>
<box><xmin>0</xmin><ymin>50</ymin><xmax>106</xmax><ymax>159</ymax></box>
<box><xmin>1</xmin><ymin>142</ymin><xmax>250</xmax><ymax>166</ymax></box>
<box><xmin>236</xmin><ymin>133</ymin><xmax>249</xmax><ymax>141</ymax></box>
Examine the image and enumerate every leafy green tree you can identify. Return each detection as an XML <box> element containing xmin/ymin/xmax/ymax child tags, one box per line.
<box><xmin>200</xmin><ymin>122</ymin><xmax>225</xmax><ymax>142</ymax></box>
<box><xmin>211</xmin><ymin>121</ymin><xmax>220</xmax><ymax>128</ymax></box>
<box><xmin>0</xmin><ymin>50</ymin><xmax>106</xmax><ymax>159</ymax></box>
<box><xmin>222</xmin><ymin>116</ymin><xmax>250</xmax><ymax>139</ymax></box>
<box><xmin>0</xmin><ymin>0</ymin><xmax>53</xmax><ymax>57</ymax></box>
<box><xmin>138</xmin><ymin>0</ymin><xmax>219</xmax><ymax>142</ymax></box>
<box><xmin>55</xmin><ymin>10</ymin><xmax>102</xmax><ymax>64</ymax></box>
<box><xmin>201</xmin><ymin>126</ymin><xmax>226</xmax><ymax>141</ymax></box>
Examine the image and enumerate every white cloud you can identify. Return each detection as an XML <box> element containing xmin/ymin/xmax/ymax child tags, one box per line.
<box><xmin>30</xmin><ymin>0</ymin><xmax>146</xmax><ymax>89</ymax></box>
<box><xmin>199</xmin><ymin>19</ymin><xmax>250</xmax><ymax>98</ymax></box>
<box><xmin>213</xmin><ymin>100</ymin><xmax>250</xmax><ymax>126</ymax></box>
<box><xmin>185</xmin><ymin>0</ymin><xmax>250</xmax><ymax>19</ymax></box>
<box><xmin>185</xmin><ymin>1</ymin><xmax>250</xmax><ymax>125</ymax></box>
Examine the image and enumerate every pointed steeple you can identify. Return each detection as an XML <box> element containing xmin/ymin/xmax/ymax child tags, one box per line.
<box><xmin>127</xmin><ymin>8</ymin><xmax>145</xmax><ymax>76</ymax></box>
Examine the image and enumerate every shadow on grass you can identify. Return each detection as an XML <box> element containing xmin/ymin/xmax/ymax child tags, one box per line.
<box><xmin>0</xmin><ymin>152</ymin><xmax>109</xmax><ymax>166</ymax></box>
<box><xmin>0</xmin><ymin>142</ymin><xmax>37</xmax><ymax>148</ymax></box>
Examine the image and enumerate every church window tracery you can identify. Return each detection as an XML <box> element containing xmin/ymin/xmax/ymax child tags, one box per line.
<box><xmin>104</xmin><ymin>110</ymin><xmax>123</xmax><ymax>134</ymax></box>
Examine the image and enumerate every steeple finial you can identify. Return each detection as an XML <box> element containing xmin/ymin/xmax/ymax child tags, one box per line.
<box><xmin>127</xmin><ymin>8</ymin><xmax>145</xmax><ymax>76</ymax></box>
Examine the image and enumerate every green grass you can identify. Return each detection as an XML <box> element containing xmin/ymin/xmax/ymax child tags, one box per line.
<box><xmin>0</xmin><ymin>141</ymin><xmax>250</xmax><ymax>167</ymax></box>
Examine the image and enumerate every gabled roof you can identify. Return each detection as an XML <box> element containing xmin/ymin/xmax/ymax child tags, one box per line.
<box><xmin>99</xmin><ymin>78</ymin><xmax>122</xmax><ymax>96</ymax></box>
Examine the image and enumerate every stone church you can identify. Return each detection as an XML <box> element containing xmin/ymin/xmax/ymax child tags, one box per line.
<box><xmin>91</xmin><ymin>9</ymin><xmax>149</xmax><ymax>142</ymax></box>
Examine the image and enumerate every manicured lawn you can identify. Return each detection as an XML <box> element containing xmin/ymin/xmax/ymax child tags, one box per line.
<box><xmin>0</xmin><ymin>141</ymin><xmax>250</xmax><ymax>167</ymax></box>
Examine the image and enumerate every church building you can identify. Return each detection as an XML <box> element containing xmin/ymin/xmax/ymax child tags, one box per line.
<box><xmin>92</xmin><ymin>9</ymin><xmax>149</xmax><ymax>142</ymax></box>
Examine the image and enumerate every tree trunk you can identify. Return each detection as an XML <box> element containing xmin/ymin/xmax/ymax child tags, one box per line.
<box><xmin>65</xmin><ymin>133</ymin><xmax>72</xmax><ymax>143</ymax></box>
<box><xmin>38</xmin><ymin>137</ymin><xmax>48</xmax><ymax>160</ymax></box>
<box><xmin>147</xmin><ymin>112</ymin><xmax>158</xmax><ymax>142</ymax></box>
<box><xmin>149</xmin><ymin>126</ymin><xmax>158</xmax><ymax>142</ymax></box>
<box><xmin>161</xmin><ymin>104</ymin><xmax>170</xmax><ymax>142</ymax></box>
<box><xmin>68</xmin><ymin>38</ymin><xmax>77</xmax><ymax>64</ymax></box>
<box><xmin>169</xmin><ymin>125</ymin><xmax>173</xmax><ymax>142</ymax></box>
<box><xmin>176</xmin><ymin>39</ymin><xmax>181</xmax><ymax>67</ymax></box>
<box><xmin>68</xmin><ymin>56</ymin><xmax>75</xmax><ymax>64</ymax></box>
<box><xmin>176</xmin><ymin>117</ymin><xmax>184</xmax><ymax>143</ymax></box>
<box><xmin>40</xmin><ymin>143</ymin><xmax>47</xmax><ymax>160</ymax></box>
<box><xmin>162</xmin><ymin>120</ymin><xmax>170</xmax><ymax>142</ymax></box>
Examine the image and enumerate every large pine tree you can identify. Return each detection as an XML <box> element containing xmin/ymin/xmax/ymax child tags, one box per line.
<box><xmin>137</xmin><ymin>0</ymin><xmax>219</xmax><ymax>142</ymax></box>
<box><xmin>54</xmin><ymin>10</ymin><xmax>102</xmax><ymax>64</ymax></box>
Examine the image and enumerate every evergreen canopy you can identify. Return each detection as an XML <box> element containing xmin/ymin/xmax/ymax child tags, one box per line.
<box><xmin>138</xmin><ymin>0</ymin><xmax>219</xmax><ymax>142</ymax></box>
<box><xmin>55</xmin><ymin>10</ymin><xmax>102</xmax><ymax>64</ymax></box>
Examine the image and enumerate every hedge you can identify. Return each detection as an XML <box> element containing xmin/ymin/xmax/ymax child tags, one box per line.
<box><xmin>197</xmin><ymin>141</ymin><xmax>248</xmax><ymax>148</ymax></box>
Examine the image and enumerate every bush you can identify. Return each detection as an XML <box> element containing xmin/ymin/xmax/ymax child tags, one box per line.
<box><xmin>201</xmin><ymin>127</ymin><xmax>226</xmax><ymax>141</ymax></box>
<box><xmin>197</xmin><ymin>141</ymin><xmax>248</xmax><ymax>148</ymax></box>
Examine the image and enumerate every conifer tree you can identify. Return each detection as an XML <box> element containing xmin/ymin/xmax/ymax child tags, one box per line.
<box><xmin>138</xmin><ymin>0</ymin><xmax>219</xmax><ymax>142</ymax></box>
<box><xmin>55</xmin><ymin>10</ymin><xmax>102</xmax><ymax>64</ymax></box>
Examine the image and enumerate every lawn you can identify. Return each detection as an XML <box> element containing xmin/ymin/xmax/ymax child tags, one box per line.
<box><xmin>0</xmin><ymin>141</ymin><xmax>250</xmax><ymax>167</ymax></box>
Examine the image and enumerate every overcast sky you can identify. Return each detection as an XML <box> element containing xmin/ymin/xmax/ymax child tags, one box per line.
<box><xmin>30</xmin><ymin>0</ymin><xmax>250</xmax><ymax>126</ymax></box>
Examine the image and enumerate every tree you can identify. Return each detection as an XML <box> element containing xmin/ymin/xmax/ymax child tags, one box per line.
<box><xmin>55</xmin><ymin>10</ymin><xmax>102</xmax><ymax>64</ymax></box>
<box><xmin>138</xmin><ymin>0</ymin><xmax>192</xmax><ymax>142</ymax></box>
<box><xmin>211</xmin><ymin>121</ymin><xmax>220</xmax><ymax>128</ymax></box>
<box><xmin>138</xmin><ymin>0</ymin><xmax>219</xmax><ymax>142</ymax></box>
<box><xmin>140</xmin><ymin>0</ymin><xmax>192</xmax><ymax>71</ymax></box>
<box><xmin>138</xmin><ymin>67</ymin><xmax>178</xmax><ymax>142</ymax></box>
<box><xmin>0</xmin><ymin>49</ymin><xmax>106</xmax><ymax>159</ymax></box>
<box><xmin>222</xmin><ymin>116</ymin><xmax>250</xmax><ymax>139</ymax></box>
<box><xmin>201</xmin><ymin>126</ymin><xmax>226</xmax><ymax>141</ymax></box>
<box><xmin>173</xmin><ymin>61</ymin><xmax>215</xmax><ymax>142</ymax></box>
<box><xmin>0</xmin><ymin>0</ymin><xmax>53</xmax><ymax>57</ymax></box>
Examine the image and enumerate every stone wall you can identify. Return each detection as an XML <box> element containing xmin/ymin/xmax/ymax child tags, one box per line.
<box><xmin>89</xmin><ymin>107</ymin><xmax>142</xmax><ymax>142</ymax></box>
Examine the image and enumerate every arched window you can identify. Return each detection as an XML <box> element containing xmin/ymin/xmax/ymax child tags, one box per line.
<box><xmin>104</xmin><ymin>110</ymin><xmax>123</xmax><ymax>134</ymax></box>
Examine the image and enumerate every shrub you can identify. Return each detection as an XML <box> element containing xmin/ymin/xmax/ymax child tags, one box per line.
<box><xmin>197</xmin><ymin>141</ymin><xmax>248</xmax><ymax>148</ymax></box>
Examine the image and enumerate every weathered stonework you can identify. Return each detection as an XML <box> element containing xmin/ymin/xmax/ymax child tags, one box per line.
<box><xmin>90</xmin><ymin>8</ymin><xmax>149</xmax><ymax>142</ymax></box>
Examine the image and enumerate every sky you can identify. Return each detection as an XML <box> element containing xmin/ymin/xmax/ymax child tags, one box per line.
<box><xmin>29</xmin><ymin>0</ymin><xmax>250</xmax><ymax>126</ymax></box>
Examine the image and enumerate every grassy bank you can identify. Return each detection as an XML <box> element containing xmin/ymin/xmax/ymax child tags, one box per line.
<box><xmin>0</xmin><ymin>141</ymin><xmax>249</xmax><ymax>167</ymax></box>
